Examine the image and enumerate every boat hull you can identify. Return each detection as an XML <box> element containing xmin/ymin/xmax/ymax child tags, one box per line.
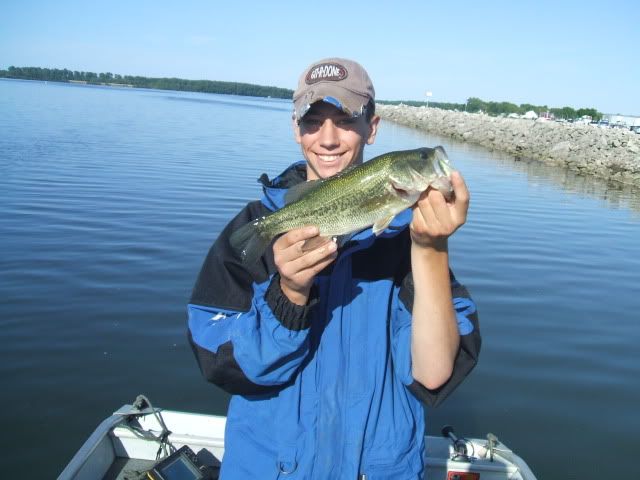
<box><xmin>59</xmin><ymin>402</ymin><xmax>536</xmax><ymax>480</ymax></box>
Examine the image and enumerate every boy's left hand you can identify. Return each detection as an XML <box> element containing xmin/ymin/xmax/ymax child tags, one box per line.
<box><xmin>410</xmin><ymin>171</ymin><xmax>470</xmax><ymax>250</ymax></box>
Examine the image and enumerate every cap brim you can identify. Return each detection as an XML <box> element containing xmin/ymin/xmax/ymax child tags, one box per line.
<box><xmin>293</xmin><ymin>83</ymin><xmax>370</xmax><ymax>121</ymax></box>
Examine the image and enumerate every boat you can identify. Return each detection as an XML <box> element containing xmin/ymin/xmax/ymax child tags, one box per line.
<box><xmin>59</xmin><ymin>395</ymin><xmax>537</xmax><ymax>480</ymax></box>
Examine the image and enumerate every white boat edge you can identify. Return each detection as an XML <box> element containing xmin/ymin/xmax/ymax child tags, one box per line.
<box><xmin>58</xmin><ymin>398</ymin><xmax>537</xmax><ymax>480</ymax></box>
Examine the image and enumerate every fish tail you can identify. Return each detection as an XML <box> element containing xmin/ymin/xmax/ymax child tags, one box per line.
<box><xmin>229</xmin><ymin>221</ymin><xmax>271</xmax><ymax>264</ymax></box>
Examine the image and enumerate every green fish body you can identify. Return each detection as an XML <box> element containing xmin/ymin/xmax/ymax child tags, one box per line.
<box><xmin>230</xmin><ymin>146</ymin><xmax>454</xmax><ymax>263</ymax></box>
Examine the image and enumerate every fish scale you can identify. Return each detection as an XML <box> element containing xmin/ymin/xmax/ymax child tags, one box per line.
<box><xmin>261</xmin><ymin>172</ymin><xmax>391</xmax><ymax>236</ymax></box>
<box><xmin>230</xmin><ymin>147</ymin><xmax>454</xmax><ymax>264</ymax></box>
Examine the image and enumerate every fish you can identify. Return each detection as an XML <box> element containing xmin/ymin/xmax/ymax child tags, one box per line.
<box><xmin>230</xmin><ymin>146</ymin><xmax>454</xmax><ymax>264</ymax></box>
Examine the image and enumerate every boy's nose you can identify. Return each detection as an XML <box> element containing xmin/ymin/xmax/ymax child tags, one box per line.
<box><xmin>317</xmin><ymin>119</ymin><xmax>340</xmax><ymax>147</ymax></box>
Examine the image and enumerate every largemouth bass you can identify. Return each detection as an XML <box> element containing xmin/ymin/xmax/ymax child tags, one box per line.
<box><xmin>230</xmin><ymin>146</ymin><xmax>454</xmax><ymax>263</ymax></box>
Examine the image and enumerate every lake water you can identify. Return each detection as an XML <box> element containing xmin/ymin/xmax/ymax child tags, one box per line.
<box><xmin>1</xmin><ymin>79</ymin><xmax>639</xmax><ymax>479</ymax></box>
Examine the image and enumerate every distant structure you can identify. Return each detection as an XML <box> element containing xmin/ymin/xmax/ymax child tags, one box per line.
<box><xmin>603</xmin><ymin>114</ymin><xmax>640</xmax><ymax>127</ymax></box>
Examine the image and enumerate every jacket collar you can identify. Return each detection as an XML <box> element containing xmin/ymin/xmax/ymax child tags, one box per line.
<box><xmin>258</xmin><ymin>161</ymin><xmax>307</xmax><ymax>211</ymax></box>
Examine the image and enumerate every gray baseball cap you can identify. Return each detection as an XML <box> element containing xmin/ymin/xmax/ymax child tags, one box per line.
<box><xmin>293</xmin><ymin>58</ymin><xmax>375</xmax><ymax>121</ymax></box>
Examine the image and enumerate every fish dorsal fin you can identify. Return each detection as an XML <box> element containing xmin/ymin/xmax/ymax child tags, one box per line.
<box><xmin>284</xmin><ymin>179</ymin><xmax>324</xmax><ymax>205</ymax></box>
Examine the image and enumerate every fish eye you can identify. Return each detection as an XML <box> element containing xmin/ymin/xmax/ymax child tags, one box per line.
<box><xmin>419</xmin><ymin>148</ymin><xmax>430</xmax><ymax>160</ymax></box>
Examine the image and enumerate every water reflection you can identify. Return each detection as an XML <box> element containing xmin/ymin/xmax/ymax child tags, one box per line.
<box><xmin>495</xmin><ymin>152</ymin><xmax>640</xmax><ymax>213</ymax></box>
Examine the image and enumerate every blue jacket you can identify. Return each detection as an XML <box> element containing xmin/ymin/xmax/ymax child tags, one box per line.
<box><xmin>188</xmin><ymin>162</ymin><xmax>480</xmax><ymax>479</ymax></box>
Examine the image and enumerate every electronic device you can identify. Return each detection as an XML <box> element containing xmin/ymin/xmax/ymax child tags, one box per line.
<box><xmin>146</xmin><ymin>445</ymin><xmax>206</xmax><ymax>480</ymax></box>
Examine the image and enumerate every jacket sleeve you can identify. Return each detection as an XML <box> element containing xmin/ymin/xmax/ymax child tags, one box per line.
<box><xmin>392</xmin><ymin>270</ymin><xmax>481</xmax><ymax>407</ymax></box>
<box><xmin>187</xmin><ymin>202</ymin><xmax>316</xmax><ymax>396</ymax></box>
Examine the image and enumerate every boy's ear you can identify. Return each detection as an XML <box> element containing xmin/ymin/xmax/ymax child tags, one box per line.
<box><xmin>292</xmin><ymin>115</ymin><xmax>302</xmax><ymax>144</ymax></box>
<box><xmin>366</xmin><ymin>115</ymin><xmax>381</xmax><ymax>145</ymax></box>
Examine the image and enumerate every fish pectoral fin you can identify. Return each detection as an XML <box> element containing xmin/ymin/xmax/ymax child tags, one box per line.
<box><xmin>301</xmin><ymin>235</ymin><xmax>332</xmax><ymax>252</ymax></box>
<box><xmin>372</xmin><ymin>215</ymin><xmax>395</xmax><ymax>236</ymax></box>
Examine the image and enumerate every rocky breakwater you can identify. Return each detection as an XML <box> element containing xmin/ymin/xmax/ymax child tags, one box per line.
<box><xmin>377</xmin><ymin>104</ymin><xmax>640</xmax><ymax>187</ymax></box>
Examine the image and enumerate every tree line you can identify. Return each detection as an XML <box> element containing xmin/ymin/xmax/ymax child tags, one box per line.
<box><xmin>378</xmin><ymin>97</ymin><xmax>602</xmax><ymax>121</ymax></box>
<box><xmin>1</xmin><ymin>66</ymin><xmax>602</xmax><ymax>120</ymax></box>
<box><xmin>0</xmin><ymin>66</ymin><xmax>293</xmax><ymax>99</ymax></box>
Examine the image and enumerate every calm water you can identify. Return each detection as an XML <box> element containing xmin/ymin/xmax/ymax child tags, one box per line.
<box><xmin>2</xmin><ymin>79</ymin><xmax>640</xmax><ymax>479</ymax></box>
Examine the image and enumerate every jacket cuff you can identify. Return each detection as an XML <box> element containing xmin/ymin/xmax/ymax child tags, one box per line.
<box><xmin>265</xmin><ymin>274</ymin><xmax>317</xmax><ymax>331</ymax></box>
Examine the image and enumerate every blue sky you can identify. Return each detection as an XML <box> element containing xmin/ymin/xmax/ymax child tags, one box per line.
<box><xmin>2</xmin><ymin>0</ymin><xmax>638</xmax><ymax>115</ymax></box>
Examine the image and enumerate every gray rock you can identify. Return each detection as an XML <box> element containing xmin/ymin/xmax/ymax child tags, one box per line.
<box><xmin>376</xmin><ymin>104</ymin><xmax>640</xmax><ymax>187</ymax></box>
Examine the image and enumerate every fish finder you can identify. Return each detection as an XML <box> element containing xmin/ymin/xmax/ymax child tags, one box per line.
<box><xmin>146</xmin><ymin>445</ymin><xmax>206</xmax><ymax>480</ymax></box>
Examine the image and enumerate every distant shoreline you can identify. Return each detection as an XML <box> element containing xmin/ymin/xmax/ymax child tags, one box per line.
<box><xmin>0</xmin><ymin>67</ymin><xmax>293</xmax><ymax>99</ymax></box>
<box><xmin>377</xmin><ymin>104</ymin><xmax>640</xmax><ymax>187</ymax></box>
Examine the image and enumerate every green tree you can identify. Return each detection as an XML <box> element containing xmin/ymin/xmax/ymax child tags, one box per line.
<box><xmin>576</xmin><ymin>108</ymin><xmax>600</xmax><ymax>121</ymax></box>
<box><xmin>466</xmin><ymin>97</ymin><xmax>486</xmax><ymax>113</ymax></box>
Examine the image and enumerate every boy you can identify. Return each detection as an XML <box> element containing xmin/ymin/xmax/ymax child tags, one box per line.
<box><xmin>188</xmin><ymin>58</ymin><xmax>480</xmax><ymax>479</ymax></box>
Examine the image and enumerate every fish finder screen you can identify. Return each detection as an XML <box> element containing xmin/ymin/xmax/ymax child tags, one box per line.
<box><xmin>157</xmin><ymin>453</ymin><xmax>202</xmax><ymax>479</ymax></box>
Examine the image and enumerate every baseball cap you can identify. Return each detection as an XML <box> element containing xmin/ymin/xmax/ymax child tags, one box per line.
<box><xmin>293</xmin><ymin>58</ymin><xmax>375</xmax><ymax>121</ymax></box>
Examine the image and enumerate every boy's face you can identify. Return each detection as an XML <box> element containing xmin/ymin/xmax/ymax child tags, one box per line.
<box><xmin>293</xmin><ymin>102</ymin><xmax>379</xmax><ymax>181</ymax></box>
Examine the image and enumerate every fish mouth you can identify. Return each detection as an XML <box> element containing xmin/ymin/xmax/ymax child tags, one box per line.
<box><xmin>433</xmin><ymin>147</ymin><xmax>452</xmax><ymax>177</ymax></box>
<box><xmin>436</xmin><ymin>158</ymin><xmax>452</xmax><ymax>177</ymax></box>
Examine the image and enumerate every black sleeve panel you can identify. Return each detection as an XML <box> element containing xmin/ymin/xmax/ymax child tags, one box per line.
<box><xmin>408</xmin><ymin>308</ymin><xmax>480</xmax><ymax>407</ymax></box>
<box><xmin>190</xmin><ymin>201</ymin><xmax>273</xmax><ymax>311</ymax></box>
<box><xmin>400</xmin><ymin>270</ymin><xmax>482</xmax><ymax>407</ymax></box>
<box><xmin>188</xmin><ymin>330</ymin><xmax>282</xmax><ymax>396</ymax></box>
<box><xmin>188</xmin><ymin>201</ymin><xmax>316</xmax><ymax>395</ymax></box>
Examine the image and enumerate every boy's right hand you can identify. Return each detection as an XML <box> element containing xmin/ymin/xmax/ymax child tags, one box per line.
<box><xmin>273</xmin><ymin>226</ymin><xmax>337</xmax><ymax>306</ymax></box>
